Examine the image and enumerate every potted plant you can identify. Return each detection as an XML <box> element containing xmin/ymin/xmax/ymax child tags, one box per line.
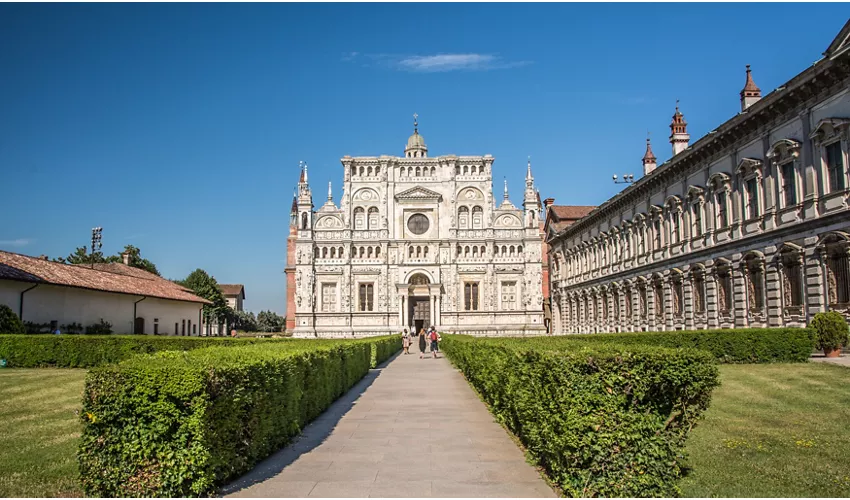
<box><xmin>811</xmin><ymin>311</ymin><xmax>849</xmax><ymax>358</ymax></box>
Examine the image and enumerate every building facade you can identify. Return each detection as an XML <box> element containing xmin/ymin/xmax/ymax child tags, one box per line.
<box><xmin>286</xmin><ymin>120</ymin><xmax>547</xmax><ymax>338</ymax></box>
<box><xmin>547</xmin><ymin>21</ymin><xmax>850</xmax><ymax>334</ymax></box>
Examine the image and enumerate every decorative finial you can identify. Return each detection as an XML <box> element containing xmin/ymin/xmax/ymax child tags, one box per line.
<box><xmin>504</xmin><ymin>177</ymin><xmax>509</xmax><ymax>200</ymax></box>
<box><xmin>675</xmin><ymin>99</ymin><xmax>680</xmax><ymax>113</ymax></box>
<box><xmin>328</xmin><ymin>181</ymin><xmax>332</xmax><ymax>201</ymax></box>
<box><xmin>413</xmin><ymin>112</ymin><xmax>418</xmax><ymax>133</ymax></box>
<box><xmin>303</xmin><ymin>161</ymin><xmax>308</xmax><ymax>182</ymax></box>
<box><xmin>526</xmin><ymin>156</ymin><xmax>532</xmax><ymax>180</ymax></box>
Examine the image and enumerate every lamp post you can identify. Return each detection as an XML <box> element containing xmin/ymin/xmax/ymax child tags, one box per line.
<box><xmin>613</xmin><ymin>174</ymin><xmax>635</xmax><ymax>185</ymax></box>
<box><xmin>90</xmin><ymin>227</ymin><xmax>102</xmax><ymax>268</ymax></box>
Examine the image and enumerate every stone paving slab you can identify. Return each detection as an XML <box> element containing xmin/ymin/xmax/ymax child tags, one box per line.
<box><xmin>222</xmin><ymin>350</ymin><xmax>555</xmax><ymax>498</ymax></box>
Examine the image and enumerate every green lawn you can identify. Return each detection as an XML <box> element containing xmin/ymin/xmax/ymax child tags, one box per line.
<box><xmin>0</xmin><ymin>369</ymin><xmax>86</xmax><ymax>497</ymax></box>
<box><xmin>681</xmin><ymin>362</ymin><xmax>850</xmax><ymax>497</ymax></box>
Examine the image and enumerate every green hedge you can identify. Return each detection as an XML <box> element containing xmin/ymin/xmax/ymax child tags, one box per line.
<box><xmin>0</xmin><ymin>335</ymin><xmax>293</xmax><ymax>368</ymax></box>
<box><xmin>561</xmin><ymin>327</ymin><xmax>815</xmax><ymax>363</ymax></box>
<box><xmin>441</xmin><ymin>335</ymin><xmax>719</xmax><ymax>497</ymax></box>
<box><xmin>78</xmin><ymin>336</ymin><xmax>401</xmax><ymax>497</ymax></box>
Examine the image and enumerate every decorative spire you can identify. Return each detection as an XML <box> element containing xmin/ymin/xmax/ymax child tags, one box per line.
<box><xmin>290</xmin><ymin>188</ymin><xmax>298</xmax><ymax>215</ymax></box>
<box><xmin>327</xmin><ymin>181</ymin><xmax>333</xmax><ymax>202</ymax></box>
<box><xmin>413</xmin><ymin>112</ymin><xmax>419</xmax><ymax>134</ymax></box>
<box><xmin>303</xmin><ymin>162</ymin><xmax>308</xmax><ymax>183</ymax></box>
<box><xmin>740</xmin><ymin>65</ymin><xmax>762</xmax><ymax>111</ymax></box>
<box><xmin>504</xmin><ymin>177</ymin><xmax>509</xmax><ymax>200</ymax></box>
<box><xmin>526</xmin><ymin>156</ymin><xmax>533</xmax><ymax>181</ymax></box>
<box><xmin>642</xmin><ymin>134</ymin><xmax>657</xmax><ymax>163</ymax></box>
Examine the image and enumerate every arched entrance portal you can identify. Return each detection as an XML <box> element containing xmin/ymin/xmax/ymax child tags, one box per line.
<box><xmin>408</xmin><ymin>273</ymin><xmax>431</xmax><ymax>333</ymax></box>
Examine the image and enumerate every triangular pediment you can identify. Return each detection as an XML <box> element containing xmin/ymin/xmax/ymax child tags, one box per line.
<box><xmin>395</xmin><ymin>186</ymin><xmax>443</xmax><ymax>201</ymax></box>
<box><xmin>824</xmin><ymin>20</ymin><xmax>850</xmax><ymax>58</ymax></box>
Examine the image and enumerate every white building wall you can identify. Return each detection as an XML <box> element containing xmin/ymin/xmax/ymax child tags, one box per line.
<box><xmin>0</xmin><ymin>280</ymin><xmax>202</xmax><ymax>335</ymax></box>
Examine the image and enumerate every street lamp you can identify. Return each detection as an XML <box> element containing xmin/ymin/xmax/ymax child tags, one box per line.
<box><xmin>613</xmin><ymin>174</ymin><xmax>635</xmax><ymax>185</ymax></box>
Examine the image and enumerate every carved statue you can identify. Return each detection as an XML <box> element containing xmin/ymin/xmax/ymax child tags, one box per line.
<box><xmin>783</xmin><ymin>270</ymin><xmax>793</xmax><ymax>307</ymax></box>
<box><xmin>747</xmin><ymin>274</ymin><xmax>757</xmax><ymax>310</ymax></box>
<box><xmin>827</xmin><ymin>260</ymin><xmax>839</xmax><ymax>304</ymax></box>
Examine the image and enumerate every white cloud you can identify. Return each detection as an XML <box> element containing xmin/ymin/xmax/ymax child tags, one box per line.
<box><xmin>344</xmin><ymin>52</ymin><xmax>530</xmax><ymax>73</ymax></box>
<box><xmin>396</xmin><ymin>53</ymin><xmax>530</xmax><ymax>72</ymax></box>
<box><xmin>0</xmin><ymin>238</ymin><xmax>32</xmax><ymax>247</ymax></box>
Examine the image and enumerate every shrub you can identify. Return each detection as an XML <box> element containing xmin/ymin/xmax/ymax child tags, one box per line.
<box><xmin>84</xmin><ymin>319</ymin><xmax>113</xmax><ymax>335</ymax></box>
<box><xmin>441</xmin><ymin>335</ymin><xmax>719</xmax><ymax>497</ymax></box>
<box><xmin>811</xmin><ymin>311</ymin><xmax>849</xmax><ymax>351</ymax></box>
<box><xmin>561</xmin><ymin>327</ymin><xmax>815</xmax><ymax>363</ymax></box>
<box><xmin>77</xmin><ymin>337</ymin><xmax>399</xmax><ymax>497</ymax></box>
<box><xmin>0</xmin><ymin>304</ymin><xmax>25</xmax><ymax>334</ymax></box>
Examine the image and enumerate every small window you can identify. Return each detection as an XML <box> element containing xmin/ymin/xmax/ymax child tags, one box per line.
<box><xmin>781</xmin><ymin>162</ymin><xmax>797</xmax><ymax>206</ymax></box>
<box><xmin>717</xmin><ymin>192</ymin><xmax>728</xmax><ymax>229</ymax></box>
<box><xmin>359</xmin><ymin>283</ymin><xmax>374</xmax><ymax>312</ymax></box>
<box><xmin>464</xmin><ymin>282</ymin><xmax>479</xmax><ymax>311</ymax></box>
<box><xmin>746</xmin><ymin>177</ymin><xmax>760</xmax><ymax>219</ymax></box>
<box><xmin>825</xmin><ymin>141</ymin><xmax>846</xmax><ymax>193</ymax></box>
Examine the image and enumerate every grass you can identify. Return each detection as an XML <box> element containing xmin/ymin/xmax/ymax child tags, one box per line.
<box><xmin>681</xmin><ymin>362</ymin><xmax>850</xmax><ymax>497</ymax></box>
<box><xmin>0</xmin><ymin>369</ymin><xmax>86</xmax><ymax>497</ymax></box>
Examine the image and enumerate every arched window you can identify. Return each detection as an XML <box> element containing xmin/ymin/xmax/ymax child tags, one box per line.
<box><xmin>463</xmin><ymin>165</ymin><xmax>469</xmax><ymax>175</ymax></box>
<box><xmin>416</xmin><ymin>167</ymin><xmax>421</xmax><ymax>176</ymax></box>
<box><xmin>375</xmin><ymin>247</ymin><xmax>381</xmax><ymax>258</ymax></box>
<box><xmin>314</xmin><ymin>247</ymin><xmax>319</xmax><ymax>258</ymax></box>
<box><xmin>359</xmin><ymin>166</ymin><xmax>365</xmax><ymax>176</ymax></box>
<box><xmin>472</xmin><ymin>246</ymin><xmax>478</xmax><ymax>257</ymax></box>
<box><xmin>502</xmin><ymin>245</ymin><xmax>507</xmax><ymax>255</ymax></box>
<box><xmin>464</xmin><ymin>246</ymin><xmax>470</xmax><ymax>257</ymax></box>
<box><xmin>367</xmin><ymin>247</ymin><xmax>373</xmax><ymax>258</ymax></box>
<box><xmin>480</xmin><ymin>245</ymin><xmax>486</xmax><ymax>255</ymax></box>
<box><xmin>354</xmin><ymin>207</ymin><xmax>365</xmax><ymax>230</ymax></box>
<box><xmin>322</xmin><ymin>247</ymin><xmax>328</xmax><ymax>258</ymax></box>
<box><xmin>457</xmin><ymin>245</ymin><xmax>462</xmax><ymax>257</ymax></box>
<box><xmin>330</xmin><ymin>247</ymin><xmax>336</xmax><ymax>258</ymax></box>
<box><xmin>472</xmin><ymin>206</ymin><xmax>483</xmax><ymax>229</ymax></box>
<box><xmin>339</xmin><ymin>246</ymin><xmax>344</xmax><ymax>257</ymax></box>
<box><xmin>368</xmin><ymin>207</ymin><xmax>379</xmax><ymax>230</ymax></box>
<box><xmin>359</xmin><ymin>247</ymin><xmax>365</xmax><ymax>258</ymax></box>
<box><xmin>510</xmin><ymin>246</ymin><xmax>515</xmax><ymax>256</ymax></box>
<box><xmin>424</xmin><ymin>246</ymin><xmax>429</xmax><ymax>258</ymax></box>
<box><xmin>367</xmin><ymin>166</ymin><xmax>373</xmax><ymax>176</ymax></box>
<box><xmin>409</xmin><ymin>246</ymin><xmax>415</xmax><ymax>258</ymax></box>
<box><xmin>375</xmin><ymin>165</ymin><xmax>380</xmax><ymax>176</ymax></box>
<box><xmin>458</xmin><ymin>206</ymin><xmax>469</xmax><ymax>229</ymax></box>
<box><xmin>455</xmin><ymin>165</ymin><xmax>460</xmax><ymax>176</ymax></box>
<box><xmin>416</xmin><ymin>246</ymin><xmax>421</xmax><ymax>258</ymax></box>
<box><xmin>518</xmin><ymin>245</ymin><xmax>523</xmax><ymax>254</ymax></box>
<box><xmin>431</xmin><ymin>167</ymin><xmax>436</xmax><ymax>176</ymax></box>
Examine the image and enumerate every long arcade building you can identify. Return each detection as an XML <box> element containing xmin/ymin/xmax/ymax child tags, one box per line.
<box><xmin>547</xmin><ymin>20</ymin><xmax>850</xmax><ymax>334</ymax></box>
<box><xmin>285</xmin><ymin>120</ymin><xmax>547</xmax><ymax>338</ymax></box>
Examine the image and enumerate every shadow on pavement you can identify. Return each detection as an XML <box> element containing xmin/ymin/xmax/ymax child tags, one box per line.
<box><xmin>218</xmin><ymin>351</ymin><xmax>400</xmax><ymax>496</ymax></box>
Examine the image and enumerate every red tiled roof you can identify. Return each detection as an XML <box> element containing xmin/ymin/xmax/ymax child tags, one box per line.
<box><xmin>219</xmin><ymin>284</ymin><xmax>245</xmax><ymax>298</ymax></box>
<box><xmin>0</xmin><ymin>251</ymin><xmax>210</xmax><ymax>304</ymax></box>
<box><xmin>550</xmin><ymin>205</ymin><xmax>596</xmax><ymax>221</ymax></box>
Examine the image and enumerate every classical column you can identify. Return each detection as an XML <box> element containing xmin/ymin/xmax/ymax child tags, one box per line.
<box><xmin>664</xmin><ymin>278</ymin><xmax>674</xmax><ymax>331</ymax></box>
<box><xmin>805</xmin><ymin>236</ymin><xmax>827</xmax><ymax>322</ymax></box>
<box><xmin>733</xmin><ymin>260</ymin><xmax>749</xmax><ymax>328</ymax></box>
<box><xmin>618</xmin><ymin>287</ymin><xmax>626</xmax><ymax>333</ymax></box>
<box><xmin>631</xmin><ymin>284</ymin><xmax>640</xmax><ymax>332</ymax></box>
<box><xmin>683</xmin><ymin>275</ymin><xmax>695</xmax><ymax>330</ymax></box>
<box><xmin>398</xmin><ymin>294</ymin><xmax>404</xmax><ymax>327</ymax></box>
<box><xmin>766</xmin><ymin>259</ymin><xmax>782</xmax><ymax>327</ymax></box>
<box><xmin>435</xmin><ymin>294</ymin><xmax>441</xmax><ymax>327</ymax></box>
<box><xmin>706</xmin><ymin>269</ymin><xmax>719</xmax><ymax>329</ymax></box>
<box><xmin>647</xmin><ymin>282</ymin><xmax>656</xmax><ymax>332</ymax></box>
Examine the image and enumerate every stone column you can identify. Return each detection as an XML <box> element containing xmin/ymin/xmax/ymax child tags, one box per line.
<box><xmin>435</xmin><ymin>293</ymin><xmax>442</xmax><ymax>327</ymax></box>
<box><xmin>398</xmin><ymin>293</ymin><xmax>404</xmax><ymax>327</ymax></box>
<box><xmin>733</xmin><ymin>257</ymin><xmax>749</xmax><ymax>328</ymax></box>
<box><xmin>647</xmin><ymin>283</ymin><xmax>656</xmax><ymax>332</ymax></box>
<box><xmin>706</xmin><ymin>268</ymin><xmax>718</xmax><ymax>329</ymax></box>
<box><xmin>684</xmin><ymin>275</ymin><xmax>695</xmax><ymax>330</ymax></box>
<box><xmin>618</xmin><ymin>287</ymin><xmax>627</xmax><ymax>333</ymax></box>
<box><xmin>804</xmin><ymin>236</ymin><xmax>826</xmax><ymax>322</ymax></box>
<box><xmin>607</xmin><ymin>291</ymin><xmax>615</xmax><ymax>333</ymax></box>
<box><xmin>631</xmin><ymin>284</ymin><xmax>641</xmax><ymax>332</ymax></box>
<box><xmin>664</xmin><ymin>278</ymin><xmax>674</xmax><ymax>331</ymax></box>
<box><xmin>767</xmin><ymin>259</ymin><xmax>783</xmax><ymax>327</ymax></box>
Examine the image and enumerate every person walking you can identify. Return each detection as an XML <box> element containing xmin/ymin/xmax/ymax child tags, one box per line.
<box><xmin>429</xmin><ymin>328</ymin><xmax>439</xmax><ymax>359</ymax></box>
<box><xmin>402</xmin><ymin>328</ymin><xmax>410</xmax><ymax>355</ymax></box>
<box><xmin>418</xmin><ymin>328</ymin><xmax>427</xmax><ymax>358</ymax></box>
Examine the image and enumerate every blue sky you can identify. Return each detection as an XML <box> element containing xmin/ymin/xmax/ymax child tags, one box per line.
<box><xmin>1</xmin><ymin>4</ymin><xmax>847</xmax><ymax>314</ymax></box>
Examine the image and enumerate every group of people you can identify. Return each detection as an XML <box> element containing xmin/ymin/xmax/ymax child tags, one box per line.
<box><xmin>401</xmin><ymin>326</ymin><xmax>440</xmax><ymax>359</ymax></box>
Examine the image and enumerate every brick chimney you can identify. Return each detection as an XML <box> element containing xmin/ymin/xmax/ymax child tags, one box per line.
<box><xmin>121</xmin><ymin>252</ymin><xmax>130</xmax><ymax>265</ymax></box>
<box><xmin>543</xmin><ymin>197</ymin><xmax>555</xmax><ymax>209</ymax></box>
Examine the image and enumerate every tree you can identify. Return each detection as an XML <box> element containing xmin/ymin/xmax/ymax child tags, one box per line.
<box><xmin>232</xmin><ymin>310</ymin><xmax>258</xmax><ymax>332</ymax></box>
<box><xmin>53</xmin><ymin>244</ymin><xmax>160</xmax><ymax>276</ymax></box>
<box><xmin>107</xmin><ymin>245</ymin><xmax>160</xmax><ymax>276</ymax></box>
<box><xmin>0</xmin><ymin>304</ymin><xmax>25</xmax><ymax>334</ymax></box>
<box><xmin>177</xmin><ymin>269</ymin><xmax>229</xmax><ymax>330</ymax></box>
<box><xmin>54</xmin><ymin>247</ymin><xmax>107</xmax><ymax>265</ymax></box>
<box><xmin>256</xmin><ymin>310</ymin><xmax>285</xmax><ymax>333</ymax></box>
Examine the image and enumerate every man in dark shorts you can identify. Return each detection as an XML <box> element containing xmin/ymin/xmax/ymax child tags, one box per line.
<box><xmin>429</xmin><ymin>328</ymin><xmax>439</xmax><ymax>359</ymax></box>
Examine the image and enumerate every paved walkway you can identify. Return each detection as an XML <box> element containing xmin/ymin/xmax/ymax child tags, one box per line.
<box><xmin>811</xmin><ymin>353</ymin><xmax>850</xmax><ymax>367</ymax></box>
<box><xmin>222</xmin><ymin>349</ymin><xmax>556</xmax><ymax>498</ymax></box>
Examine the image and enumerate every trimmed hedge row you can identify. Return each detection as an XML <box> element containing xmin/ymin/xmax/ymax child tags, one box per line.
<box><xmin>78</xmin><ymin>336</ymin><xmax>401</xmax><ymax>497</ymax></box>
<box><xmin>441</xmin><ymin>335</ymin><xmax>719</xmax><ymax>497</ymax></box>
<box><xmin>561</xmin><ymin>327</ymin><xmax>815</xmax><ymax>363</ymax></box>
<box><xmin>0</xmin><ymin>334</ymin><xmax>291</xmax><ymax>368</ymax></box>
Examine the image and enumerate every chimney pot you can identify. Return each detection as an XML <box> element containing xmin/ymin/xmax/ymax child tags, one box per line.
<box><xmin>543</xmin><ymin>197</ymin><xmax>555</xmax><ymax>208</ymax></box>
<box><xmin>121</xmin><ymin>252</ymin><xmax>130</xmax><ymax>265</ymax></box>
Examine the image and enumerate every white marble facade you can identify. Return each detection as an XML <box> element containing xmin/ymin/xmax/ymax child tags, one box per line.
<box><xmin>290</xmin><ymin>121</ymin><xmax>546</xmax><ymax>338</ymax></box>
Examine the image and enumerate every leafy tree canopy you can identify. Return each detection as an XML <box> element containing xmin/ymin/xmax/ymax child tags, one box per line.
<box><xmin>54</xmin><ymin>244</ymin><xmax>160</xmax><ymax>276</ymax></box>
<box><xmin>232</xmin><ymin>310</ymin><xmax>258</xmax><ymax>332</ymax></box>
<box><xmin>256</xmin><ymin>310</ymin><xmax>285</xmax><ymax>333</ymax></box>
<box><xmin>177</xmin><ymin>269</ymin><xmax>229</xmax><ymax>322</ymax></box>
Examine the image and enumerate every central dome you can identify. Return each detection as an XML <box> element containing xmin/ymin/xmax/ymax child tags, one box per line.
<box><xmin>404</xmin><ymin>114</ymin><xmax>428</xmax><ymax>158</ymax></box>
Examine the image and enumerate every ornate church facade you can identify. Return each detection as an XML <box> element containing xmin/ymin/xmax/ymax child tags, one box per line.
<box><xmin>285</xmin><ymin>119</ymin><xmax>546</xmax><ymax>338</ymax></box>
<box><xmin>546</xmin><ymin>21</ymin><xmax>850</xmax><ymax>334</ymax></box>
